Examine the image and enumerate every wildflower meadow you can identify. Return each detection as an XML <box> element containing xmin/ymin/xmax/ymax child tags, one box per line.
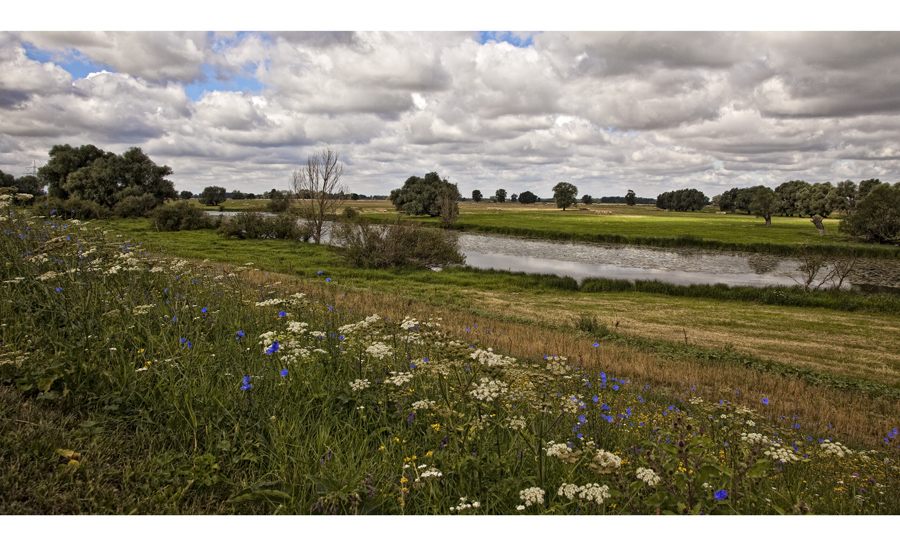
<box><xmin>1</xmin><ymin>205</ymin><xmax>899</xmax><ymax>515</ymax></box>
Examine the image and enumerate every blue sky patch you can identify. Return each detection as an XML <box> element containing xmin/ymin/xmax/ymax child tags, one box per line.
<box><xmin>476</xmin><ymin>32</ymin><xmax>535</xmax><ymax>47</ymax></box>
<box><xmin>183</xmin><ymin>64</ymin><xmax>265</xmax><ymax>102</ymax></box>
<box><xmin>22</xmin><ymin>42</ymin><xmax>115</xmax><ymax>80</ymax></box>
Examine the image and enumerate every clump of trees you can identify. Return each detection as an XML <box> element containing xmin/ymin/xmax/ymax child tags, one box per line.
<box><xmin>710</xmin><ymin>178</ymin><xmax>899</xmax><ymax>240</ymax></box>
<box><xmin>389</xmin><ymin>172</ymin><xmax>460</xmax><ymax>228</ymax></box>
<box><xmin>471</xmin><ymin>189</ymin><xmax>483</xmax><ymax>202</ymax></box>
<box><xmin>552</xmin><ymin>182</ymin><xmax>578</xmax><ymax>211</ymax></box>
<box><xmin>517</xmin><ymin>191</ymin><xmax>538</xmax><ymax>204</ymax></box>
<box><xmin>38</xmin><ymin>144</ymin><xmax>176</xmax><ymax>217</ymax></box>
<box><xmin>198</xmin><ymin>186</ymin><xmax>227</xmax><ymax>206</ymax></box>
<box><xmin>0</xmin><ymin>169</ymin><xmax>43</xmax><ymax>197</ymax></box>
<box><xmin>656</xmin><ymin>188</ymin><xmax>709</xmax><ymax>211</ymax></box>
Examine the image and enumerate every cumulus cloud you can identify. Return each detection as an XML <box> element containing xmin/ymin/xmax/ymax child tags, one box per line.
<box><xmin>2</xmin><ymin>30</ymin><xmax>900</xmax><ymax>198</ymax></box>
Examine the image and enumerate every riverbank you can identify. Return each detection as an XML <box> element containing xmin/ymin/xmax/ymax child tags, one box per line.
<box><xmin>103</xmin><ymin>217</ymin><xmax>900</xmax><ymax>390</ymax></box>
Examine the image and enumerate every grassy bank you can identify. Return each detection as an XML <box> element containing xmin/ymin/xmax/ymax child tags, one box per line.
<box><xmin>102</xmin><ymin>218</ymin><xmax>900</xmax><ymax>385</ymax></box>
<box><xmin>2</xmin><ymin>208</ymin><xmax>899</xmax><ymax>514</ymax></box>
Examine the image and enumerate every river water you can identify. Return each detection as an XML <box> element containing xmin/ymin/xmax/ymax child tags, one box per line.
<box><xmin>206</xmin><ymin>212</ymin><xmax>899</xmax><ymax>289</ymax></box>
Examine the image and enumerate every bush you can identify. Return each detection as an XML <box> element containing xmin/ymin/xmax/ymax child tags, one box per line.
<box><xmin>32</xmin><ymin>197</ymin><xmax>108</xmax><ymax>220</ymax></box>
<box><xmin>152</xmin><ymin>202</ymin><xmax>218</xmax><ymax>231</ymax></box>
<box><xmin>332</xmin><ymin>217</ymin><xmax>464</xmax><ymax>268</ymax></box>
<box><xmin>114</xmin><ymin>193</ymin><xmax>158</xmax><ymax>218</ymax></box>
<box><xmin>218</xmin><ymin>211</ymin><xmax>307</xmax><ymax>240</ymax></box>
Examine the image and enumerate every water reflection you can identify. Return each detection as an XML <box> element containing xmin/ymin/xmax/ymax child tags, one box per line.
<box><xmin>205</xmin><ymin>212</ymin><xmax>899</xmax><ymax>289</ymax></box>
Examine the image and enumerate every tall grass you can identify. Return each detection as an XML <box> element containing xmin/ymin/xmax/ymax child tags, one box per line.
<box><xmin>2</xmin><ymin>206</ymin><xmax>899</xmax><ymax>514</ymax></box>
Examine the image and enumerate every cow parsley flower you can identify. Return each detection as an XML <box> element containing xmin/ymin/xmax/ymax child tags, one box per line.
<box><xmin>519</xmin><ymin>487</ymin><xmax>545</xmax><ymax>507</ymax></box>
<box><xmin>349</xmin><ymin>379</ymin><xmax>370</xmax><ymax>392</ymax></box>
<box><xmin>636</xmin><ymin>467</ymin><xmax>661</xmax><ymax>486</ymax></box>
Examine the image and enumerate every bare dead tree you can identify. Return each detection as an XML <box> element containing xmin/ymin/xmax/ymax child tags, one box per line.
<box><xmin>291</xmin><ymin>148</ymin><xmax>347</xmax><ymax>244</ymax></box>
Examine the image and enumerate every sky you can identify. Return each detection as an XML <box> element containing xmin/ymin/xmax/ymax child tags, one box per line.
<box><xmin>2</xmin><ymin>3</ymin><xmax>900</xmax><ymax>200</ymax></box>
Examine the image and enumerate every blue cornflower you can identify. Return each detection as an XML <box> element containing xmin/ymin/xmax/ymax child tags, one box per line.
<box><xmin>55</xmin><ymin>287</ymin><xmax>62</xmax><ymax>292</ymax></box>
<box><xmin>593</xmin><ymin>396</ymin><xmax>599</xmax><ymax>403</ymax></box>
<box><xmin>317</xmin><ymin>270</ymin><xmax>323</xmax><ymax>274</ymax></box>
<box><xmin>281</xmin><ymin>369</ymin><xmax>288</xmax><ymax>378</ymax></box>
<box><xmin>172</xmin><ymin>317</ymin><xmax>177</xmax><ymax>322</ymax></box>
<box><xmin>187</xmin><ymin>342</ymin><xmax>192</xmax><ymax>348</ymax></box>
<box><xmin>326</xmin><ymin>278</ymin><xmax>331</xmax><ymax>282</ymax></box>
<box><xmin>266</xmin><ymin>341</ymin><xmax>280</xmax><ymax>355</ymax></box>
<box><xmin>593</xmin><ymin>343</ymin><xmax>599</xmax><ymax>348</ymax></box>
<box><xmin>578</xmin><ymin>415</ymin><xmax>586</xmax><ymax>424</ymax></box>
<box><xmin>762</xmin><ymin>398</ymin><xmax>769</xmax><ymax>404</ymax></box>
<box><xmin>202</xmin><ymin>307</ymin><xmax>207</xmax><ymax>313</ymax></box>
<box><xmin>279</xmin><ymin>311</ymin><xmax>286</xmax><ymax>317</ymax></box>
<box><xmin>241</xmin><ymin>376</ymin><xmax>252</xmax><ymax>391</ymax></box>
<box><xmin>236</xmin><ymin>331</ymin><xmax>245</xmax><ymax>339</ymax></box>
<box><xmin>714</xmin><ymin>490</ymin><xmax>728</xmax><ymax>501</ymax></box>
<box><xmin>424</xmin><ymin>357</ymin><xmax>429</xmax><ymax>363</ymax></box>
<box><xmin>602</xmin><ymin>403</ymin><xmax>610</xmax><ymax>410</ymax></box>
<box><xmin>612</xmin><ymin>384</ymin><xmax>619</xmax><ymax>391</ymax></box>
<box><xmin>180</xmin><ymin>338</ymin><xmax>187</xmax><ymax>343</ymax></box>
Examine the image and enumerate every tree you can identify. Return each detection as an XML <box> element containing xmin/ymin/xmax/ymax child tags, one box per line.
<box><xmin>656</xmin><ymin>188</ymin><xmax>709</xmax><ymax>211</ymax></box>
<box><xmin>518</xmin><ymin>190</ymin><xmax>538</xmax><ymax>204</ymax></box>
<box><xmin>389</xmin><ymin>172</ymin><xmax>455</xmax><ymax>217</ymax></box>
<box><xmin>832</xmin><ymin>180</ymin><xmax>858</xmax><ymax>214</ymax></box>
<box><xmin>180</xmin><ymin>190</ymin><xmax>193</xmax><ymax>200</ymax></box>
<box><xmin>552</xmin><ymin>182</ymin><xmax>578</xmax><ymax>211</ymax></box>
<box><xmin>0</xmin><ymin>169</ymin><xmax>14</xmax><ymax>188</ymax></box>
<box><xmin>839</xmin><ymin>183</ymin><xmax>900</xmax><ymax>243</ymax></box>
<box><xmin>231</xmin><ymin>189</ymin><xmax>245</xmax><ymax>200</ymax></box>
<box><xmin>472</xmin><ymin>189</ymin><xmax>483</xmax><ymax>202</ymax></box>
<box><xmin>290</xmin><ymin>148</ymin><xmax>346</xmax><ymax>244</ymax></box>
<box><xmin>735</xmin><ymin>185</ymin><xmax>765</xmax><ymax>214</ymax></box>
<box><xmin>717</xmin><ymin>188</ymin><xmax>740</xmax><ymax>212</ymax></box>
<box><xmin>798</xmin><ymin>182</ymin><xmax>836</xmax><ymax>218</ymax></box>
<box><xmin>14</xmin><ymin>175</ymin><xmax>43</xmax><ymax>196</ymax></box>
<box><xmin>775</xmin><ymin>180</ymin><xmax>810</xmax><ymax>216</ymax></box>
<box><xmin>581</xmin><ymin>194</ymin><xmax>593</xmax><ymax>205</ymax></box>
<box><xmin>750</xmin><ymin>186</ymin><xmax>778</xmax><ymax>226</ymax></box>
<box><xmin>495</xmin><ymin>188</ymin><xmax>507</xmax><ymax>203</ymax></box>
<box><xmin>198</xmin><ymin>186</ymin><xmax>227</xmax><ymax>206</ymax></box>
<box><xmin>858</xmin><ymin>179</ymin><xmax>882</xmax><ymax>200</ymax></box>
<box><xmin>38</xmin><ymin>144</ymin><xmax>107</xmax><ymax>200</ymax></box>
<box><xmin>625</xmin><ymin>189</ymin><xmax>636</xmax><ymax>206</ymax></box>
<box><xmin>510</xmin><ymin>193</ymin><xmax>518</xmax><ymax>203</ymax></box>
<box><xmin>439</xmin><ymin>181</ymin><xmax>461</xmax><ymax>228</ymax></box>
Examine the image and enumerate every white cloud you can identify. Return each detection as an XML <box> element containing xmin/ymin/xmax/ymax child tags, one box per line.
<box><xmin>3</xmin><ymin>30</ymin><xmax>900</xmax><ymax>197</ymax></box>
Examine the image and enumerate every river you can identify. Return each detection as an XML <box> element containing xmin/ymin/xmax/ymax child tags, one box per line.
<box><xmin>206</xmin><ymin>212</ymin><xmax>899</xmax><ymax>290</ymax></box>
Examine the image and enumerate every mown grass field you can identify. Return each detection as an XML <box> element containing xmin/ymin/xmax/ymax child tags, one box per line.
<box><xmin>3</xmin><ymin>207</ymin><xmax>899</xmax><ymax>516</ymax></box>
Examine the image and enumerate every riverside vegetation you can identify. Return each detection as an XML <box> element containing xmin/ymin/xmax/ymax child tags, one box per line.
<box><xmin>2</xmin><ymin>204</ymin><xmax>900</xmax><ymax>514</ymax></box>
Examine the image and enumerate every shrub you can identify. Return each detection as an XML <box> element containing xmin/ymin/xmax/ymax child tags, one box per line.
<box><xmin>218</xmin><ymin>211</ymin><xmax>307</xmax><ymax>240</ymax></box>
<box><xmin>332</xmin><ymin>217</ymin><xmax>464</xmax><ymax>268</ymax></box>
<box><xmin>114</xmin><ymin>193</ymin><xmax>159</xmax><ymax>218</ymax></box>
<box><xmin>152</xmin><ymin>201</ymin><xmax>218</xmax><ymax>231</ymax></box>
